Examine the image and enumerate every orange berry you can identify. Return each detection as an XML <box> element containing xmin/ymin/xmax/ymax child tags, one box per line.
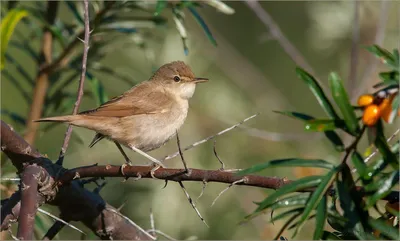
<box><xmin>379</xmin><ymin>95</ymin><xmax>395</xmax><ymax>123</ymax></box>
<box><xmin>362</xmin><ymin>104</ymin><xmax>381</xmax><ymax>126</ymax></box>
<box><xmin>357</xmin><ymin>94</ymin><xmax>374</xmax><ymax>107</ymax></box>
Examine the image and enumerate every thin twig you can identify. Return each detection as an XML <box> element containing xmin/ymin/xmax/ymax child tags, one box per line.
<box><xmin>38</xmin><ymin>208</ymin><xmax>85</xmax><ymax>235</ymax></box>
<box><xmin>176</xmin><ymin>131</ymin><xmax>188</xmax><ymax>172</ymax></box>
<box><xmin>0</xmin><ymin>178</ymin><xmax>20</xmax><ymax>182</ymax></box>
<box><xmin>354</xmin><ymin>0</ymin><xmax>390</xmax><ymax>101</ymax></box>
<box><xmin>106</xmin><ymin>208</ymin><xmax>156</xmax><ymax>240</ymax></box>
<box><xmin>178</xmin><ymin>181</ymin><xmax>209</xmax><ymax>227</ymax></box>
<box><xmin>211</xmin><ymin>178</ymin><xmax>245</xmax><ymax>207</ymax></box>
<box><xmin>163</xmin><ymin>113</ymin><xmax>259</xmax><ymax>161</ymax></box>
<box><xmin>213</xmin><ymin>140</ymin><xmax>225</xmax><ymax>170</ymax></box>
<box><xmin>352</xmin><ymin>128</ymin><xmax>400</xmax><ymax>173</ymax></box>
<box><xmin>57</xmin><ymin>0</ymin><xmax>91</xmax><ymax>165</ymax></box>
<box><xmin>149</xmin><ymin>208</ymin><xmax>156</xmax><ymax>238</ymax></box>
<box><xmin>196</xmin><ymin>180</ymin><xmax>208</xmax><ymax>203</ymax></box>
<box><xmin>244</xmin><ymin>0</ymin><xmax>326</xmax><ymax>92</ymax></box>
<box><xmin>348</xmin><ymin>0</ymin><xmax>360</xmax><ymax>95</ymax></box>
<box><xmin>145</xmin><ymin>229</ymin><xmax>177</xmax><ymax>241</ymax></box>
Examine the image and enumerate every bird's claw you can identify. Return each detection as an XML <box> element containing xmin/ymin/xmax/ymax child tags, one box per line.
<box><xmin>150</xmin><ymin>164</ymin><xmax>162</xmax><ymax>179</ymax></box>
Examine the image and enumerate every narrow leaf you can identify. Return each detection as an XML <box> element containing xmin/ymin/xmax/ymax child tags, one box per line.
<box><xmin>368</xmin><ymin>217</ymin><xmax>399</xmax><ymax>240</ymax></box>
<box><xmin>329</xmin><ymin>72</ymin><xmax>360</xmax><ymax>135</ymax></box>
<box><xmin>304</xmin><ymin>119</ymin><xmax>345</xmax><ymax>132</ymax></box>
<box><xmin>270</xmin><ymin>208</ymin><xmax>304</xmax><ymax>223</ymax></box>
<box><xmin>313</xmin><ymin>196</ymin><xmax>327</xmax><ymax>240</ymax></box>
<box><xmin>187</xmin><ymin>6</ymin><xmax>217</xmax><ymax>46</ymax></box>
<box><xmin>293</xmin><ymin>167</ymin><xmax>338</xmax><ymax>237</ymax></box>
<box><xmin>366</xmin><ymin>171</ymin><xmax>399</xmax><ymax>208</ymax></box>
<box><xmin>204</xmin><ymin>0</ymin><xmax>235</xmax><ymax>14</ymax></box>
<box><xmin>269</xmin><ymin>193</ymin><xmax>310</xmax><ymax>211</ymax></box>
<box><xmin>351</xmin><ymin>151</ymin><xmax>367</xmax><ymax>179</ymax></box>
<box><xmin>87</xmin><ymin>72</ymin><xmax>108</xmax><ymax>105</ymax></box>
<box><xmin>296</xmin><ymin>68</ymin><xmax>339</xmax><ymax>119</ymax></box>
<box><xmin>365</xmin><ymin>45</ymin><xmax>396</xmax><ymax>68</ymax></box>
<box><xmin>0</xmin><ymin>8</ymin><xmax>28</xmax><ymax>70</ymax></box>
<box><xmin>237</xmin><ymin>159</ymin><xmax>334</xmax><ymax>176</ymax></box>
<box><xmin>321</xmin><ymin>231</ymin><xmax>342</xmax><ymax>240</ymax></box>
<box><xmin>0</xmin><ymin>109</ymin><xmax>26</xmax><ymax>126</ymax></box>
<box><xmin>65</xmin><ymin>1</ymin><xmax>84</xmax><ymax>24</ymax></box>
<box><xmin>172</xmin><ymin>8</ymin><xmax>189</xmax><ymax>55</ymax></box>
<box><xmin>154</xmin><ymin>0</ymin><xmax>167</xmax><ymax>16</ymax></box>
<box><xmin>374</xmin><ymin>121</ymin><xmax>399</xmax><ymax>169</ymax></box>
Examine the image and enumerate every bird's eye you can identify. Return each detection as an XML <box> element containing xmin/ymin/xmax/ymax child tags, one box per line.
<box><xmin>173</xmin><ymin>76</ymin><xmax>181</xmax><ymax>82</ymax></box>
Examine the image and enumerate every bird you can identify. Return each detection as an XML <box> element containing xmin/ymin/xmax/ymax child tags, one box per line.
<box><xmin>35</xmin><ymin>61</ymin><xmax>208</xmax><ymax>168</ymax></box>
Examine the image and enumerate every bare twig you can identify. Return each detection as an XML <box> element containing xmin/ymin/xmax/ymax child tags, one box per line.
<box><xmin>1</xmin><ymin>178</ymin><xmax>20</xmax><ymax>182</ymax></box>
<box><xmin>163</xmin><ymin>113</ymin><xmax>259</xmax><ymax>161</ymax></box>
<box><xmin>149</xmin><ymin>208</ymin><xmax>156</xmax><ymax>238</ymax></box>
<box><xmin>354</xmin><ymin>0</ymin><xmax>390</xmax><ymax>101</ymax></box>
<box><xmin>57</xmin><ymin>0</ymin><xmax>91</xmax><ymax>166</ymax></box>
<box><xmin>196</xmin><ymin>180</ymin><xmax>208</xmax><ymax>203</ymax></box>
<box><xmin>38</xmin><ymin>208</ymin><xmax>85</xmax><ymax>235</ymax></box>
<box><xmin>244</xmin><ymin>0</ymin><xmax>326</xmax><ymax>92</ymax></box>
<box><xmin>17</xmin><ymin>165</ymin><xmax>41</xmax><ymax>240</ymax></box>
<box><xmin>213</xmin><ymin>140</ymin><xmax>225</xmax><ymax>170</ymax></box>
<box><xmin>211</xmin><ymin>178</ymin><xmax>245</xmax><ymax>207</ymax></box>
<box><xmin>348</xmin><ymin>1</ymin><xmax>360</xmax><ymax>95</ymax></box>
<box><xmin>178</xmin><ymin>181</ymin><xmax>209</xmax><ymax>227</ymax></box>
<box><xmin>176</xmin><ymin>131</ymin><xmax>188</xmax><ymax>172</ymax></box>
<box><xmin>106</xmin><ymin>208</ymin><xmax>156</xmax><ymax>240</ymax></box>
<box><xmin>145</xmin><ymin>229</ymin><xmax>177</xmax><ymax>241</ymax></box>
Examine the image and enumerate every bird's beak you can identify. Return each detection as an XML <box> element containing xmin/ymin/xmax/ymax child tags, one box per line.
<box><xmin>192</xmin><ymin>77</ymin><xmax>209</xmax><ymax>84</ymax></box>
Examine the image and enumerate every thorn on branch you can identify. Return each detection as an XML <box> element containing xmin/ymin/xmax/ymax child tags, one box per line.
<box><xmin>211</xmin><ymin>178</ymin><xmax>245</xmax><ymax>207</ymax></box>
<box><xmin>178</xmin><ymin>181</ymin><xmax>208</xmax><ymax>228</ymax></box>
<box><xmin>38</xmin><ymin>208</ymin><xmax>85</xmax><ymax>235</ymax></box>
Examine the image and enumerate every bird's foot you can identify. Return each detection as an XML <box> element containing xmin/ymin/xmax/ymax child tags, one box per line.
<box><xmin>150</xmin><ymin>163</ymin><xmax>163</xmax><ymax>179</ymax></box>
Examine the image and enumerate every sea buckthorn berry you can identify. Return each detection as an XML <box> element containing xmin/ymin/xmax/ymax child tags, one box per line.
<box><xmin>379</xmin><ymin>95</ymin><xmax>395</xmax><ymax>123</ymax></box>
<box><xmin>357</xmin><ymin>94</ymin><xmax>374</xmax><ymax>107</ymax></box>
<box><xmin>362</xmin><ymin>104</ymin><xmax>381</xmax><ymax>126</ymax></box>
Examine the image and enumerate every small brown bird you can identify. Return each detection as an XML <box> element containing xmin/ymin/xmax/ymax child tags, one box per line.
<box><xmin>35</xmin><ymin>61</ymin><xmax>208</xmax><ymax>167</ymax></box>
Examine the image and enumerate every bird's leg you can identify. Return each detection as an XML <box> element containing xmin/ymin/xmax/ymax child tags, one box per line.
<box><xmin>114</xmin><ymin>141</ymin><xmax>133</xmax><ymax>166</ymax></box>
<box><xmin>128</xmin><ymin>144</ymin><xmax>166</xmax><ymax>179</ymax></box>
<box><xmin>150</xmin><ymin>163</ymin><xmax>163</xmax><ymax>179</ymax></box>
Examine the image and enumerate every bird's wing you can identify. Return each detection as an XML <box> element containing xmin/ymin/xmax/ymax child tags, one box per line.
<box><xmin>79</xmin><ymin>83</ymin><xmax>173</xmax><ymax>117</ymax></box>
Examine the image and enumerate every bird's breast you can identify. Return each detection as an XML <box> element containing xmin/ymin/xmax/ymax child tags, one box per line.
<box><xmin>119</xmin><ymin>100</ymin><xmax>189</xmax><ymax>152</ymax></box>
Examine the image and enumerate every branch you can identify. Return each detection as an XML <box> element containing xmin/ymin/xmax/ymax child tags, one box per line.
<box><xmin>1</xmin><ymin>121</ymin><xmax>151</xmax><ymax>240</ymax></box>
<box><xmin>17</xmin><ymin>165</ymin><xmax>42</xmax><ymax>240</ymax></box>
<box><xmin>57</xmin><ymin>0</ymin><xmax>91</xmax><ymax>165</ymax></box>
<box><xmin>24</xmin><ymin>1</ymin><xmax>59</xmax><ymax>144</ymax></box>
<box><xmin>55</xmin><ymin>164</ymin><xmax>399</xmax><ymax>202</ymax></box>
<box><xmin>244</xmin><ymin>0</ymin><xmax>326</xmax><ymax>92</ymax></box>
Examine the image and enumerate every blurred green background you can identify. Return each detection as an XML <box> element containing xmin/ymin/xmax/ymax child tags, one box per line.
<box><xmin>1</xmin><ymin>1</ymin><xmax>399</xmax><ymax>240</ymax></box>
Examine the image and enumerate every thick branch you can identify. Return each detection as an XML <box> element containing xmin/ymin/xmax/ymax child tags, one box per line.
<box><xmin>1</xmin><ymin>121</ymin><xmax>151</xmax><ymax>240</ymax></box>
<box><xmin>17</xmin><ymin>165</ymin><xmax>42</xmax><ymax>240</ymax></box>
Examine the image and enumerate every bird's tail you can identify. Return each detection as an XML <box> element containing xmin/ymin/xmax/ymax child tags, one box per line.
<box><xmin>34</xmin><ymin>115</ymin><xmax>81</xmax><ymax>123</ymax></box>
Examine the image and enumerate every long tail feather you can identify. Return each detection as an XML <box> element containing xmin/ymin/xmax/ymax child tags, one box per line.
<box><xmin>34</xmin><ymin>115</ymin><xmax>78</xmax><ymax>123</ymax></box>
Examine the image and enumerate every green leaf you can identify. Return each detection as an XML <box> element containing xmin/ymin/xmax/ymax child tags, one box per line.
<box><xmin>172</xmin><ymin>7</ymin><xmax>189</xmax><ymax>55</ymax></box>
<box><xmin>374</xmin><ymin>122</ymin><xmax>399</xmax><ymax>169</ymax></box>
<box><xmin>87</xmin><ymin>72</ymin><xmax>108</xmax><ymax>106</ymax></box>
<box><xmin>378</xmin><ymin>71</ymin><xmax>399</xmax><ymax>83</ymax></box>
<box><xmin>304</xmin><ymin>119</ymin><xmax>346</xmax><ymax>132</ymax></box>
<box><xmin>293</xmin><ymin>167</ymin><xmax>338</xmax><ymax>237</ymax></box>
<box><xmin>313</xmin><ymin>195</ymin><xmax>327</xmax><ymax>240</ymax></box>
<box><xmin>366</xmin><ymin>171</ymin><xmax>399</xmax><ymax>208</ymax></box>
<box><xmin>0</xmin><ymin>8</ymin><xmax>29</xmax><ymax>70</ymax></box>
<box><xmin>237</xmin><ymin>158</ymin><xmax>334</xmax><ymax>176</ymax></box>
<box><xmin>154</xmin><ymin>0</ymin><xmax>167</xmax><ymax>16</ymax></box>
<box><xmin>187</xmin><ymin>6</ymin><xmax>217</xmax><ymax>46</ymax></box>
<box><xmin>273</xmin><ymin>110</ymin><xmax>314</xmax><ymax>121</ymax></box>
<box><xmin>336</xmin><ymin>164</ymin><xmax>369</xmax><ymax>239</ymax></box>
<box><xmin>365</xmin><ymin>45</ymin><xmax>396</xmax><ymax>68</ymax></box>
<box><xmin>393</xmin><ymin>49</ymin><xmax>400</xmax><ymax>66</ymax></box>
<box><xmin>270</xmin><ymin>208</ymin><xmax>304</xmax><ymax>223</ymax></box>
<box><xmin>269</xmin><ymin>193</ymin><xmax>310</xmax><ymax>211</ymax></box>
<box><xmin>368</xmin><ymin>217</ymin><xmax>399</xmax><ymax>240</ymax></box>
<box><xmin>295</xmin><ymin>68</ymin><xmax>339</xmax><ymax>119</ymax></box>
<box><xmin>245</xmin><ymin>176</ymin><xmax>322</xmax><ymax>221</ymax></box>
<box><xmin>65</xmin><ymin>1</ymin><xmax>84</xmax><ymax>24</ymax></box>
<box><xmin>321</xmin><ymin>231</ymin><xmax>342</xmax><ymax>240</ymax></box>
<box><xmin>204</xmin><ymin>0</ymin><xmax>235</xmax><ymax>14</ymax></box>
<box><xmin>329</xmin><ymin>72</ymin><xmax>360</xmax><ymax>135</ymax></box>
<box><xmin>351</xmin><ymin>151</ymin><xmax>367</xmax><ymax>179</ymax></box>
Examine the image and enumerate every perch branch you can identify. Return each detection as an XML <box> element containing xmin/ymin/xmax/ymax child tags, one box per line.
<box><xmin>57</xmin><ymin>0</ymin><xmax>91</xmax><ymax>166</ymax></box>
